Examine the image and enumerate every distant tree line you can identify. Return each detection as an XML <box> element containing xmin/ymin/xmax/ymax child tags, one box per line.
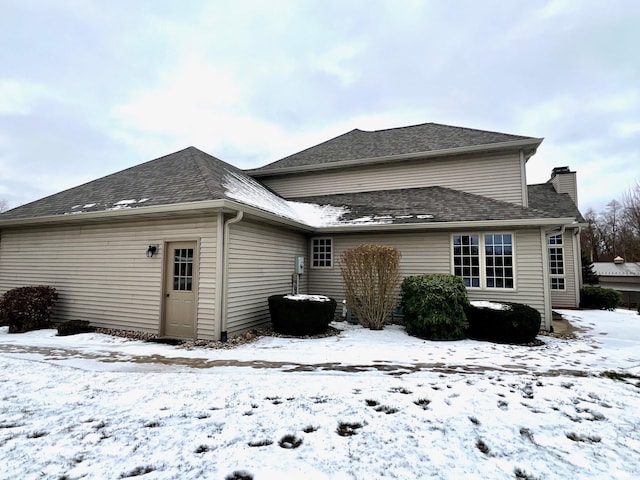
<box><xmin>581</xmin><ymin>181</ymin><xmax>640</xmax><ymax>262</ymax></box>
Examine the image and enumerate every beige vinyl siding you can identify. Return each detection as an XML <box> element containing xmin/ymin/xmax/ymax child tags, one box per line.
<box><xmin>226</xmin><ymin>219</ymin><xmax>308</xmax><ymax>335</ymax></box>
<box><xmin>0</xmin><ymin>217</ymin><xmax>218</xmax><ymax>339</ymax></box>
<box><xmin>308</xmin><ymin>228</ymin><xmax>549</xmax><ymax>327</ymax></box>
<box><xmin>308</xmin><ymin>231</ymin><xmax>452</xmax><ymax>305</ymax></box>
<box><xmin>260</xmin><ymin>152</ymin><xmax>525</xmax><ymax>205</ymax></box>
<box><xmin>550</xmin><ymin>229</ymin><xmax>579</xmax><ymax>309</ymax></box>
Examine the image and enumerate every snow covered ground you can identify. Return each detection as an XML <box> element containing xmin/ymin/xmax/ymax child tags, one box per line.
<box><xmin>1</xmin><ymin>309</ymin><xmax>639</xmax><ymax>479</ymax></box>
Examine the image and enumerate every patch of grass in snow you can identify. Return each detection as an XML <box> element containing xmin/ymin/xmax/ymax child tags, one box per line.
<box><xmin>120</xmin><ymin>465</ymin><xmax>155</xmax><ymax>478</ymax></box>
<box><xmin>0</xmin><ymin>421</ymin><xmax>22</xmax><ymax>429</ymax></box>
<box><xmin>497</xmin><ymin>400</ymin><xmax>509</xmax><ymax>410</ymax></box>
<box><xmin>303</xmin><ymin>425</ymin><xmax>319</xmax><ymax>433</ymax></box>
<box><xmin>225</xmin><ymin>471</ymin><xmax>253</xmax><ymax>480</ymax></box>
<box><xmin>514</xmin><ymin>467</ymin><xmax>538</xmax><ymax>479</ymax></box>
<box><xmin>248</xmin><ymin>439</ymin><xmax>273</xmax><ymax>447</ymax></box>
<box><xmin>565</xmin><ymin>432</ymin><xmax>602</xmax><ymax>443</ymax></box>
<box><xmin>278</xmin><ymin>434</ymin><xmax>303</xmax><ymax>449</ymax></box>
<box><xmin>476</xmin><ymin>439</ymin><xmax>490</xmax><ymax>455</ymax></box>
<box><xmin>194</xmin><ymin>444</ymin><xmax>211</xmax><ymax>454</ymax></box>
<box><xmin>365</xmin><ymin>399</ymin><xmax>379</xmax><ymax>407</ymax></box>
<box><xmin>519</xmin><ymin>427</ymin><xmax>535</xmax><ymax>443</ymax></box>
<box><xmin>26</xmin><ymin>430</ymin><xmax>48</xmax><ymax>439</ymax></box>
<box><xmin>337</xmin><ymin>421</ymin><xmax>363</xmax><ymax>437</ymax></box>
<box><xmin>468</xmin><ymin>416</ymin><xmax>480</xmax><ymax>425</ymax></box>
<box><xmin>143</xmin><ymin>420</ymin><xmax>160</xmax><ymax>428</ymax></box>
<box><xmin>389</xmin><ymin>386</ymin><xmax>412</xmax><ymax>394</ymax></box>
<box><xmin>601</xmin><ymin>370</ymin><xmax>640</xmax><ymax>387</ymax></box>
<box><xmin>374</xmin><ymin>405</ymin><xmax>399</xmax><ymax>414</ymax></box>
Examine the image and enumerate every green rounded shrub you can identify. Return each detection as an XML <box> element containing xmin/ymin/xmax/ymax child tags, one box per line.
<box><xmin>465</xmin><ymin>302</ymin><xmax>541</xmax><ymax>344</ymax></box>
<box><xmin>580</xmin><ymin>286</ymin><xmax>622</xmax><ymax>311</ymax></box>
<box><xmin>0</xmin><ymin>286</ymin><xmax>58</xmax><ymax>333</ymax></box>
<box><xmin>400</xmin><ymin>274</ymin><xmax>468</xmax><ymax>340</ymax></box>
<box><xmin>268</xmin><ymin>294</ymin><xmax>337</xmax><ymax>336</ymax></box>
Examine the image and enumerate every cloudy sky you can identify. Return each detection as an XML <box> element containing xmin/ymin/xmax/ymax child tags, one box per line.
<box><xmin>1</xmin><ymin>0</ymin><xmax>638</xmax><ymax>214</ymax></box>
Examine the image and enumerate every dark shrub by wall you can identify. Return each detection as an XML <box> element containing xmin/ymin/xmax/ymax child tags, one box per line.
<box><xmin>400</xmin><ymin>274</ymin><xmax>468</xmax><ymax>340</ymax></box>
<box><xmin>580</xmin><ymin>286</ymin><xmax>622</xmax><ymax>311</ymax></box>
<box><xmin>268</xmin><ymin>295</ymin><xmax>337</xmax><ymax>336</ymax></box>
<box><xmin>465</xmin><ymin>302</ymin><xmax>541</xmax><ymax>344</ymax></box>
<box><xmin>0</xmin><ymin>286</ymin><xmax>59</xmax><ymax>333</ymax></box>
<box><xmin>57</xmin><ymin>320</ymin><xmax>94</xmax><ymax>336</ymax></box>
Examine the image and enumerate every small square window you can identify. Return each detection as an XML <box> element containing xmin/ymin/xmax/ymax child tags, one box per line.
<box><xmin>312</xmin><ymin>238</ymin><xmax>332</xmax><ymax>268</ymax></box>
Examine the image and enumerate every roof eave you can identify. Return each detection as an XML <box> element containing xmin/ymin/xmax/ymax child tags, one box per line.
<box><xmin>0</xmin><ymin>200</ymin><xmax>229</xmax><ymax>228</ymax></box>
<box><xmin>316</xmin><ymin>216</ymin><xmax>577</xmax><ymax>234</ymax></box>
<box><xmin>0</xmin><ymin>199</ymin><xmax>316</xmax><ymax>233</ymax></box>
<box><xmin>248</xmin><ymin>138</ymin><xmax>543</xmax><ymax>178</ymax></box>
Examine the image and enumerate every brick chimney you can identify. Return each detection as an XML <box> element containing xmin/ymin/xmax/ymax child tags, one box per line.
<box><xmin>549</xmin><ymin>166</ymin><xmax>578</xmax><ymax>205</ymax></box>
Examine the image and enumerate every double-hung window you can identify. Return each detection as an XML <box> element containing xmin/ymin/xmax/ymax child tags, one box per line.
<box><xmin>311</xmin><ymin>237</ymin><xmax>333</xmax><ymax>268</ymax></box>
<box><xmin>452</xmin><ymin>233</ymin><xmax>514</xmax><ymax>289</ymax></box>
<box><xmin>548</xmin><ymin>234</ymin><xmax>565</xmax><ymax>290</ymax></box>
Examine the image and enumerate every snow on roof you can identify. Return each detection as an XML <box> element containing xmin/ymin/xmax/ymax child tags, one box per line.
<box><xmin>222</xmin><ymin>170</ymin><xmax>391</xmax><ymax>228</ymax></box>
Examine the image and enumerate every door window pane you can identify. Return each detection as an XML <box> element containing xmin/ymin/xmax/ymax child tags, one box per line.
<box><xmin>173</xmin><ymin>248</ymin><xmax>194</xmax><ymax>291</ymax></box>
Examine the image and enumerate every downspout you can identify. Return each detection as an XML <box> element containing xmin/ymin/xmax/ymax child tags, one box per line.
<box><xmin>540</xmin><ymin>228</ymin><xmax>552</xmax><ymax>331</ymax></box>
<box><xmin>574</xmin><ymin>226</ymin><xmax>583</xmax><ymax>306</ymax></box>
<box><xmin>220</xmin><ymin>210</ymin><xmax>244</xmax><ymax>342</ymax></box>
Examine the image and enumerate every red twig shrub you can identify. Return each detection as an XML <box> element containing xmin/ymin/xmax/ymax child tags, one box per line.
<box><xmin>0</xmin><ymin>286</ymin><xmax>59</xmax><ymax>333</ymax></box>
<box><xmin>340</xmin><ymin>244</ymin><xmax>401</xmax><ymax>330</ymax></box>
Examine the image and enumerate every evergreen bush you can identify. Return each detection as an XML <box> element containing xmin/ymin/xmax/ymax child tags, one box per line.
<box><xmin>580</xmin><ymin>286</ymin><xmax>622</xmax><ymax>310</ymax></box>
<box><xmin>340</xmin><ymin>244</ymin><xmax>401</xmax><ymax>330</ymax></box>
<box><xmin>400</xmin><ymin>274</ymin><xmax>468</xmax><ymax>340</ymax></box>
<box><xmin>268</xmin><ymin>294</ymin><xmax>336</xmax><ymax>335</ymax></box>
<box><xmin>0</xmin><ymin>286</ymin><xmax>58</xmax><ymax>333</ymax></box>
<box><xmin>465</xmin><ymin>302</ymin><xmax>541</xmax><ymax>344</ymax></box>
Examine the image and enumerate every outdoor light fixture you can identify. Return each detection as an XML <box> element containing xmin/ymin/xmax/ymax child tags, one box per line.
<box><xmin>146</xmin><ymin>245</ymin><xmax>158</xmax><ymax>258</ymax></box>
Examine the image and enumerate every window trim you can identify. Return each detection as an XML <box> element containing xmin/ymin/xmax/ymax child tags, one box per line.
<box><xmin>547</xmin><ymin>233</ymin><xmax>566</xmax><ymax>291</ymax></box>
<box><xmin>311</xmin><ymin>237</ymin><xmax>333</xmax><ymax>269</ymax></box>
<box><xmin>450</xmin><ymin>232</ymin><xmax>517</xmax><ymax>291</ymax></box>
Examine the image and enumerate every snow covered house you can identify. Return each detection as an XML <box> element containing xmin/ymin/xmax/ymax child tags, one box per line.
<box><xmin>0</xmin><ymin>123</ymin><xmax>585</xmax><ymax>338</ymax></box>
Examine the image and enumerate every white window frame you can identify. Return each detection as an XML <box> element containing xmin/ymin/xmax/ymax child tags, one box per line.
<box><xmin>311</xmin><ymin>237</ymin><xmax>333</xmax><ymax>269</ymax></box>
<box><xmin>548</xmin><ymin>233</ymin><xmax>566</xmax><ymax>291</ymax></box>
<box><xmin>451</xmin><ymin>232</ymin><xmax>516</xmax><ymax>290</ymax></box>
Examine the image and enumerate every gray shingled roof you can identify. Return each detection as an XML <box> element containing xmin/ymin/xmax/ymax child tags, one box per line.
<box><xmin>527</xmin><ymin>183</ymin><xmax>585</xmax><ymax>223</ymax></box>
<box><xmin>251</xmin><ymin>122</ymin><xmax>539</xmax><ymax>173</ymax></box>
<box><xmin>289</xmin><ymin>186</ymin><xmax>561</xmax><ymax>224</ymax></box>
<box><xmin>0</xmin><ymin>147</ymin><xmax>246</xmax><ymax>220</ymax></box>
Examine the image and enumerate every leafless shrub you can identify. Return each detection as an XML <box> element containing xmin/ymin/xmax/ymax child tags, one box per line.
<box><xmin>340</xmin><ymin>244</ymin><xmax>401</xmax><ymax>330</ymax></box>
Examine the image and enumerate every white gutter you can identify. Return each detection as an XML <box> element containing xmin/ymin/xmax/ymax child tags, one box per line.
<box><xmin>248</xmin><ymin>138</ymin><xmax>543</xmax><ymax>178</ymax></box>
<box><xmin>0</xmin><ymin>199</ymin><xmax>229</xmax><ymax>228</ymax></box>
<box><xmin>220</xmin><ymin>210</ymin><xmax>243</xmax><ymax>342</ymax></box>
<box><xmin>318</xmin><ymin>217</ymin><xmax>579</xmax><ymax>234</ymax></box>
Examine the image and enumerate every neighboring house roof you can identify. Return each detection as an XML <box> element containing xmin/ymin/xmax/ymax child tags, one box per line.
<box><xmin>592</xmin><ymin>262</ymin><xmax>640</xmax><ymax>278</ymax></box>
<box><xmin>249</xmin><ymin>122</ymin><xmax>542</xmax><ymax>175</ymax></box>
<box><xmin>289</xmin><ymin>186</ymin><xmax>566</xmax><ymax>225</ymax></box>
<box><xmin>0</xmin><ymin>147</ymin><xmax>248</xmax><ymax>220</ymax></box>
<box><xmin>527</xmin><ymin>183</ymin><xmax>586</xmax><ymax>223</ymax></box>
